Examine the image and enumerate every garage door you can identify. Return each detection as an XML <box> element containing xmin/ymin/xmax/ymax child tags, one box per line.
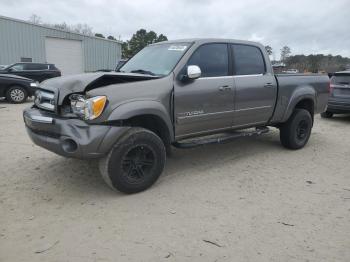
<box><xmin>45</xmin><ymin>37</ymin><xmax>83</xmax><ymax>75</ymax></box>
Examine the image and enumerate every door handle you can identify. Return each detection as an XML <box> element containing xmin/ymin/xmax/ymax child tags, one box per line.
<box><xmin>219</xmin><ymin>85</ymin><xmax>231</xmax><ymax>91</ymax></box>
<box><xmin>264</xmin><ymin>83</ymin><xmax>274</xmax><ymax>88</ymax></box>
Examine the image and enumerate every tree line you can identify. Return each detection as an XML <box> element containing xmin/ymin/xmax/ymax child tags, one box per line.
<box><xmin>121</xmin><ymin>29</ymin><xmax>168</xmax><ymax>58</ymax></box>
<box><xmin>28</xmin><ymin>14</ymin><xmax>117</xmax><ymax>40</ymax></box>
<box><xmin>265</xmin><ymin>45</ymin><xmax>350</xmax><ymax>73</ymax></box>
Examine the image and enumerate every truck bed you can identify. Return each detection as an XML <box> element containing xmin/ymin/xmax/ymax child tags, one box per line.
<box><xmin>270</xmin><ymin>73</ymin><xmax>330</xmax><ymax>123</ymax></box>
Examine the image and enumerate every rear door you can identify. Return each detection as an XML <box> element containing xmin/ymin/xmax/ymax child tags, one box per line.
<box><xmin>174</xmin><ymin>43</ymin><xmax>235</xmax><ymax>138</ymax></box>
<box><xmin>231</xmin><ymin>44</ymin><xmax>277</xmax><ymax>127</ymax></box>
<box><xmin>24</xmin><ymin>63</ymin><xmax>49</xmax><ymax>82</ymax></box>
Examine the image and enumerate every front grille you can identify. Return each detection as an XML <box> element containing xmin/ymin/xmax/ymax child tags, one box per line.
<box><xmin>34</xmin><ymin>90</ymin><xmax>55</xmax><ymax>111</ymax></box>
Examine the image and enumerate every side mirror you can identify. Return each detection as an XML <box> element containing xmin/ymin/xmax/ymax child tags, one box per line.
<box><xmin>7</xmin><ymin>68</ymin><xmax>14</xmax><ymax>72</ymax></box>
<box><xmin>187</xmin><ymin>65</ymin><xmax>201</xmax><ymax>79</ymax></box>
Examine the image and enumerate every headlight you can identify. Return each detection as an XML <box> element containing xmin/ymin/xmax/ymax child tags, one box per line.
<box><xmin>70</xmin><ymin>94</ymin><xmax>107</xmax><ymax>120</ymax></box>
<box><xmin>30</xmin><ymin>82</ymin><xmax>39</xmax><ymax>87</ymax></box>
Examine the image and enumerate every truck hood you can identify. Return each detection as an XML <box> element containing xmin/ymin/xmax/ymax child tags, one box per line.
<box><xmin>39</xmin><ymin>72</ymin><xmax>161</xmax><ymax>105</ymax></box>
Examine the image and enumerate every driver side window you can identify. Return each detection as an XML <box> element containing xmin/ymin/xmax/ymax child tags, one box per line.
<box><xmin>187</xmin><ymin>44</ymin><xmax>229</xmax><ymax>78</ymax></box>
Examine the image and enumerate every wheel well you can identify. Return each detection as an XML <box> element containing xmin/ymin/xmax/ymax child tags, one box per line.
<box><xmin>125</xmin><ymin>114</ymin><xmax>171</xmax><ymax>149</ymax></box>
<box><xmin>295</xmin><ymin>99</ymin><xmax>314</xmax><ymax>115</ymax></box>
<box><xmin>5</xmin><ymin>84</ymin><xmax>27</xmax><ymax>94</ymax></box>
<box><xmin>295</xmin><ymin>99</ymin><xmax>314</xmax><ymax>121</ymax></box>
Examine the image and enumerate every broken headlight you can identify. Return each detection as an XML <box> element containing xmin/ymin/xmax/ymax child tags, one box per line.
<box><xmin>69</xmin><ymin>94</ymin><xmax>107</xmax><ymax>120</ymax></box>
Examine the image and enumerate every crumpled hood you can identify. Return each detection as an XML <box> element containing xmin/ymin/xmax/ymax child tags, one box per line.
<box><xmin>39</xmin><ymin>72</ymin><xmax>160</xmax><ymax>105</ymax></box>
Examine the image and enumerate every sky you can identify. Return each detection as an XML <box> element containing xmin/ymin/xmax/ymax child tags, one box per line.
<box><xmin>0</xmin><ymin>0</ymin><xmax>349</xmax><ymax>58</ymax></box>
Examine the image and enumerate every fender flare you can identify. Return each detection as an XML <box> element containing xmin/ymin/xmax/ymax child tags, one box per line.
<box><xmin>107</xmin><ymin>100</ymin><xmax>174</xmax><ymax>140</ymax></box>
<box><xmin>282</xmin><ymin>86</ymin><xmax>316</xmax><ymax>122</ymax></box>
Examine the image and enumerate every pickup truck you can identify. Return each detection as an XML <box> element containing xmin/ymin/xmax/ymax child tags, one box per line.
<box><xmin>23</xmin><ymin>39</ymin><xmax>329</xmax><ymax>194</ymax></box>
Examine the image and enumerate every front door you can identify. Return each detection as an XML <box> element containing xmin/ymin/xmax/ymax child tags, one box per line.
<box><xmin>174</xmin><ymin>43</ymin><xmax>235</xmax><ymax>139</ymax></box>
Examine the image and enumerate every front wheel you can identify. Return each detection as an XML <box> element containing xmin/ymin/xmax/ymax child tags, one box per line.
<box><xmin>99</xmin><ymin>128</ymin><xmax>166</xmax><ymax>194</ymax></box>
<box><xmin>280</xmin><ymin>109</ymin><xmax>313</xmax><ymax>149</ymax></box>
<box><xmin>6</xmin><ymin>86</ymin><xmax>28</xmax><ymax>103</ymax></box>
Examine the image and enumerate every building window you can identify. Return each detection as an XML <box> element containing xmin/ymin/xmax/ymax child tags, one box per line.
<box><xmin>20</xmin><ymin>57</ymin><xmax>32</xmax><ymax>62</ymax></box>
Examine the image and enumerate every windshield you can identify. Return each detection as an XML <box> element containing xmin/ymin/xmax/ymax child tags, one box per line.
<box><xmin>3</xmin><ymin>64</ymin><xmax>22</xmax><ymax>71</ymax></box>
<box><xmin>120</xmin><ymin>42</ymin><xmax>191</xmax><ymax>76</ymax></box>
<box><xmin>2</xmin><ymin>64</ymin><xmax>13</xmax><ymax>70</ymax></box>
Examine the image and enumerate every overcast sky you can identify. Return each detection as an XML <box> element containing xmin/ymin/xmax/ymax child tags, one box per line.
<box><xmin>1</xmin><ymin>0</ymin><xmax>349</xmax><ymax>57</ymax></box>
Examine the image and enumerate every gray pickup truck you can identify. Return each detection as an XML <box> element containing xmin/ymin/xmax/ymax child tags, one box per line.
<box><xmin>23</xmin><ymin>39</ymin><xmax>329</xmax><ymax>193</ymax></box>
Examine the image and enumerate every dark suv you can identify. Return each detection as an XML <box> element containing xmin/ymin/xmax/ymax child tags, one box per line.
<box><xmin>0</xmin><ymin>63</ymin><xmax>61</xmax><ymax>82</ymax></box>
<box><xmin>321</xmin><ymin>71</ymin><xmax>350</xmax><ymax>118</ymax></box>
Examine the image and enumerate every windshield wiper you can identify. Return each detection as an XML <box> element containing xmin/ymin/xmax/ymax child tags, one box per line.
<box><xmin>130</xmin><ymin>69</ymin><xmax>156</xmax><ymax>76</ymax></box>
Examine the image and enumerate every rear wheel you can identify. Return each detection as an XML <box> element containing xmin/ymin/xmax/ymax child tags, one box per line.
<box><xmin>6</xmin><ymin>86</ymin><xmax>28</xmax><ymax>103</ymax></box>
<box><xmin>99</xmin><ymin>128</ymin><xmax>166</xmax><ymax>194</ymax></box>
<box><xmin>320</xmin><ymin>111</ymin><xmax>333</xmax><ymax>118</ymax></box>
<box><xmin>280</xmin><ymin>109</ymin><xmax>313</xmax><ymax>149</ymax></box>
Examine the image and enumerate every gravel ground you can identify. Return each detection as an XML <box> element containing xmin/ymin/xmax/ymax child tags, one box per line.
<box><xmin>0</xmin><ymin>100</ymin><xmax>350</xmax><ymax>262</ymax></box>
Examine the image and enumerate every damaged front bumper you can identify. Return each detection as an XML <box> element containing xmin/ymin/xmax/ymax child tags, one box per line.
<box><xmin>23</xmin><ymin>107</ymin><xmax>130</xmax><ymax>159</ymax></box>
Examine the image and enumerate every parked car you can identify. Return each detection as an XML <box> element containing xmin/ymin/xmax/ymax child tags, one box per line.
<box><xmin>23</xmin><ymin>38</ymin><xmax>329</xmax><ymax>194</ymax></box>
<box><xmin>0</xmin><ymin>63</ymin><xmax>61</xmax><ymax>82</ymax></box>
<box><xmin>0</xmin><ymin>65</ymin><xmax>8</xmax><ymax>70</ymax></box>
<box><xmin>282</xmin><ymin>69</ymin><xmax>299</xmax><ymax>73</ymax></box>
<box><xmin>0</xmin><ymin>74</ymin><xmax>38</xmax><ymax>103</ymax></box>
<box><xmin>321</xmin><ymin>70</ymin><xmax>350</xmax><ymax>118</ymax></box>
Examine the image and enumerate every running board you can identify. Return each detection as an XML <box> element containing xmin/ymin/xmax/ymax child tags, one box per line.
<box><xmin>173</xmin><ymin>127</ymin><xmax>269</xmax><ymax>149</ymax></box>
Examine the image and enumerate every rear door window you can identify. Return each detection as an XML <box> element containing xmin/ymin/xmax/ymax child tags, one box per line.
<box><xmin>48</xmin><ymin>64</ymin><xmax>58</xmax><ymax>70</ymax></box>
<box><xmin>25</xmin><ymin>64</ymin><xmax>49</xmax><ymax>70</ymax></box>
<box><xmin>232</xmin><ymin>44</ymin><xmax>266</xmax><ymax>75</ymax></box>
<box><xmin>188</xmin><ymin>44</ymin><xmax>229</xmax><ymax>77</ymax></box>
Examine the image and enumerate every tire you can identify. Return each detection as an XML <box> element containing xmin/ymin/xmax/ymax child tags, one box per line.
<box><xmin>320</xmin><ymin>111</ymin><xmax>333</xmax><ymax>118</ymax></box>
<box><xmin>280</xmin><ymin>109</ymin><xmax>313</xmax><ymax>150</ymax></box>
<box><xmin>6</xmin><ymin>86</ymin><xmax>28</xmax><ymax>103</ymax></box>
<box><xmin>99</xmin><ymin>128</ymin><xmax>166</xmax><ymax>194</ymax></box>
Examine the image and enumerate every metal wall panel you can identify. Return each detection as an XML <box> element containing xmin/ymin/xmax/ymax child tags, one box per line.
<box><xmin>0</xmin><ymin>16</ymin><xmax>122</xmax><ymax>72</ymax></box>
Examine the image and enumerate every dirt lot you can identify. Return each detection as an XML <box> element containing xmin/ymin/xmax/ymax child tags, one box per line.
<box><xmin>0</xmin><ymin>100</ymin><xmax>349</xmax><ymax>262</ymax></box>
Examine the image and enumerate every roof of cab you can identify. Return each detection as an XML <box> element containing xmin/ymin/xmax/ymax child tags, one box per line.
<box><xmin>151</xmin><ymin>38</ymin><xmax>263</xmax><ymax>47</ymax></box>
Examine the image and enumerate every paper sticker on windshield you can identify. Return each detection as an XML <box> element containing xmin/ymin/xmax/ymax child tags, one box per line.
<box><xmin>168</xmin><ymin>45</ymin><xmax>187</xmax><ymax>51</ymax></box>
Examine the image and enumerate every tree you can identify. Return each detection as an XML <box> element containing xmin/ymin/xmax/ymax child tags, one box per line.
<box><xmin>73</xmin><ymin>23</ymin><xmax>93</xmax><ymax>36</ymax></box>
<box><xmin>29</xmin><ymin>14</ymin><xmax>42</xmax><ymax>24</ymax></box>
<box><xmin>122</xmin><ymin>42</ymin><xmax>132</xmax><ymax>58</ymax></box>
<box><xmin>157</xmin><ymin>34</ymin><xmax>168</xmax><ymax>42</ymax></box>
<box><xmin>265</xmin><ymin>45</ymin><xmax>273</xmax><ymax>56</ymax></box>
<box><xmin>308</xmin><ymin>54</ymin><xmax>323</xmax><ymax>73</ymax></box>
<box><xmin>52</xmin><ymin>22</ymin><xmax>70</xmax><ymax>31</ymax></box>
<box><xmin>95</xmin><ymin>33</ymin><xmax>105</xmax><ymax>38</ymax></box>
<box><xmin>122</xmin><ymin>29</ymin><xmax>168</xmax><ymax>58</ymax></box>
<box><xmin>285</xmin><ymin>54</ymin><xmax>350</xmax><ymax>73</ymax></box>
<box><xmin>280</xmin><ymin>46</ymin><xmax>291</xmax><ymax>62</ymax></box>
<box><xmin>107</xmin><ymin>35</ymin><xmax>116</xmax><ymax>40</ymax></box>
